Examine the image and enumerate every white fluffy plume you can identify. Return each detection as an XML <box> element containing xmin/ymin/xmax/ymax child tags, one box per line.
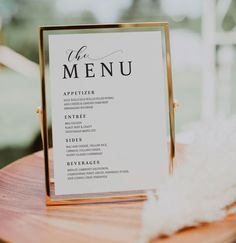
<box><xmin>139</xmin><ymin>116</ymin><xmax>236</xmax><ymax>242</ymax></box>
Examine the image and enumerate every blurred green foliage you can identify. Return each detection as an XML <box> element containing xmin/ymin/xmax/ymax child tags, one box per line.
<box><xmin>1</xmin><ymin>0</ymin><xmax>98</xmax><ymax>62</ymax></box>
<box><xmin>1</xmin><ymin>0</ymin><xmax>55</xmax><ymax>62</ymax></box>
<box><xmin>118</xmin><ymin>0</ymin><xmax>202</xmax><ymax>32</ymax></box>
<box><xmin>221</xmin><ymin>0</ymin><xmax>236</xmax><ymax>31</ymax></box>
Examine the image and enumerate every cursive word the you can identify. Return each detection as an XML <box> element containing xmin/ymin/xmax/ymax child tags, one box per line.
<box><xmin>66</xmin><ymin>46</ymin><xmax>123</xmax><ymax>63</ymax></box>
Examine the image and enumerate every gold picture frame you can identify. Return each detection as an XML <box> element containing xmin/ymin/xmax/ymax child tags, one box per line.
<box><xmin>38</xmin><ymin>22</ymin><xmax>175</xmax><ymax>206</ymax></box>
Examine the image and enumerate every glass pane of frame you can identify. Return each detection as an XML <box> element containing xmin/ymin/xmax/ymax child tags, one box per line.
<box><xmin>38</xmin><ymin>23</ymin><xmax>175</xmax><ymax>205</ymax></box>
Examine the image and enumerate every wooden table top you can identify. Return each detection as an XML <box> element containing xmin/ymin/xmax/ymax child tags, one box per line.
<box><xmin>1</xmin><ymin>145</ymin><xmax>236</xmax><ymax>243</ymax></box>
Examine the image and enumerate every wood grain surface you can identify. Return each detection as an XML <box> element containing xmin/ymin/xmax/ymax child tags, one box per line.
<box><xmin>1</xmin><ymin>145</ymin><xmax>236</xmax><ymax>243</ymax></box>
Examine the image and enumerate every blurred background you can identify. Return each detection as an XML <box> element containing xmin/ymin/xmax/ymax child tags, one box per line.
<box><xmin>0</xmin><ymin>0</ymin><xmax>236</xmax><ymax>168</ymax></box>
